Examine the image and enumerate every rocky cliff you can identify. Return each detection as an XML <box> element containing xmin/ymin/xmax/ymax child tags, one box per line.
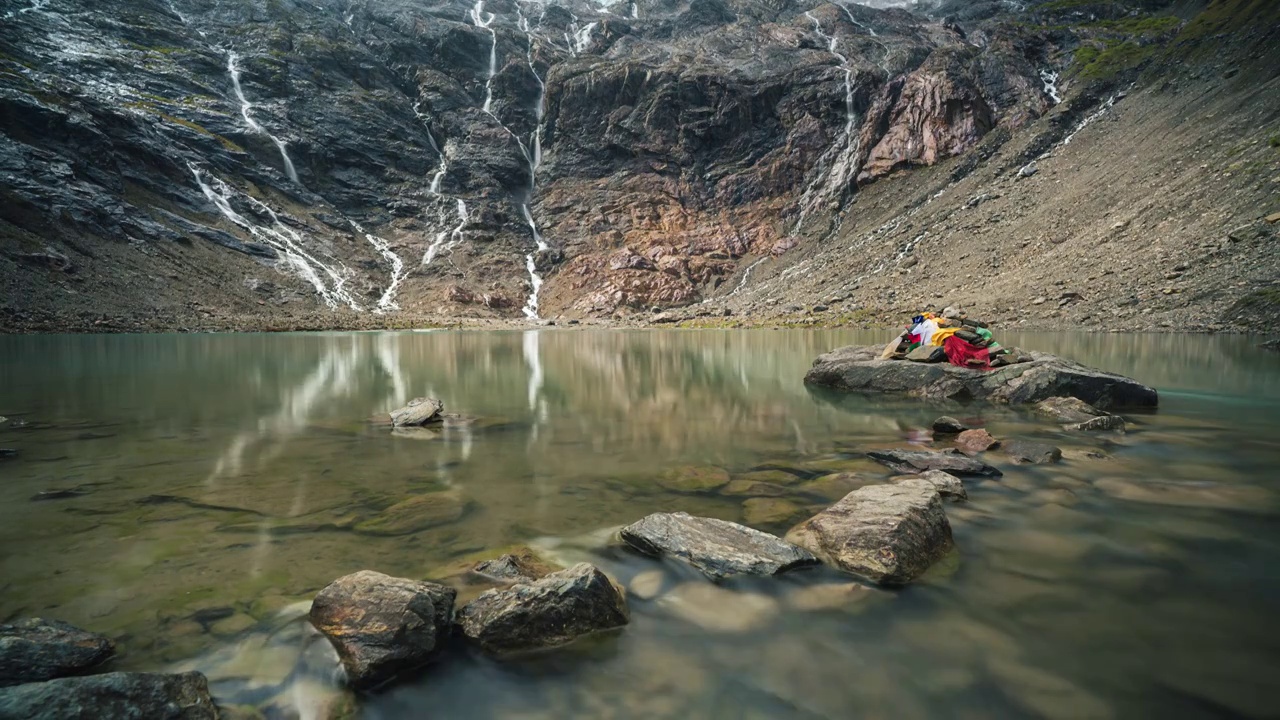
<box><xmin>0</xmin><ymin>0</ymin><xmax>1276</xmax><ymax>331</ymax></box>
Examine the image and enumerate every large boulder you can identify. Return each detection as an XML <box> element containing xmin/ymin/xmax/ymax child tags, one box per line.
<box><xmin>805</xmin><ymin>346</ymin><xmax>1157</xmax><ymax>409</ymax></box>
<box><xmin>456</xmin><ymin>563</ymin><xmax>629</xmax><ymax>654</ymax></box>
<box><xmin>895</xmin><ymin>470</ymin><xmax>967</xmax><ymax>501</ymax></box>
<box><xmin>0</xmin><ymin>672</ymin><xmax>217</xmax><ymax>719</ymax></box>
<box><xmin>785</xmin><ymin>480</ymin><xmax>955</xmax><ymax>585</ymax></box>
<box><xmin>867</xmin><ymin>449</ymin><xmax>1002</xmax><ymax>477</ymax></box>
<box><xmin>619</xmin><ymin>512</ymin><xmax>819</xmax><ymax>580</ymax></box>
<box><xmin>309</xmin><ymin>571</ymin><xmax>456</xmax><ymax>690</ymax></box>
<box><xmin>389</xmin><ymin>398</ymin><xmax>444</xmax><ymax>427</ymax></box>
<box><xmin>0</xmin><ymin>619</ymin><xmax>115</xmax><ymax>688</ymax></box>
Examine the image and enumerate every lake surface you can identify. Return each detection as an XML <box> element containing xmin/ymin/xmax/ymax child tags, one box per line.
<box><xmin>1</xmin><ymin>329</ymin><xmax>1278</xmax><ymax>719</ymax></box>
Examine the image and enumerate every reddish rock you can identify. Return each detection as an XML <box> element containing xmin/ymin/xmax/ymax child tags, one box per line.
<box><xmin>956</xmin><ymin>428</ymin><xmax>1000</xmax><ymax>453</ymax></box>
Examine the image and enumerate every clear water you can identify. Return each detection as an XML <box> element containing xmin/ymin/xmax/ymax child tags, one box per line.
<box><xmin>1</xmin><ymin>329</ymin><xmax>1277</xmax><ymax>719</ymax></box>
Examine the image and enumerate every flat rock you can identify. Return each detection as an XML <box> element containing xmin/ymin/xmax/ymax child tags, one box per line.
<box><xmin>867</xmin><ymin>449</ymin><xmax>1002</xmax><ymax>477</ymax></box>
<box><xmin>655</xmin><ymin>466</ymin><xmax>731</xmax><ymax>493</ymax></box>
<box><xmin>352</xmin><ymin>491</ymin><xmax>465</xmax><ymax>536</ymax></box>
<box><xmin>806</xmin><ymin>346</ymin><xmax>1157</xmax><ymax>409</ymax></box>
<box><xmin>931</xmin><ymin>416</ymin><xmax>968</xmax><ymax>434</ymax></box>
<box><xmin>619</xmin><ymin>511</ymin><xmax>819</xmax><ymax>580</ymax></box>
<box><xmin>389</xmin><ymin>397</ymin><xmax>444</xmax><ymax>427</ymax></box>
<box><xmin>895</xmin><ymin>470</ymin><xmax>967</xmax><ymax>501</ymax></box>
<box><xmin>785</xmin><ymin>480</ymin><xmax>955</xmax><ymax>586</ymax></box>
<box><xmin>720</xmin><ymin>479</ymin><xmax>792</xmax><ymax>497</ymax></box>
<box><xmin>0</xmin><ymin>671</ymin><xmax>217</xmax><ymax>719</ymax></box>
<box><xmin>0</xmin><ymin>618</ymin><xmax>115</xmax><ymax>688</ymax></box>
<box><xmin>309</xmin><ymin>570</ymin><xmax>456</xmax><ymax>690</ymax></box>
<box><xmin>1036</xmin><ymin>397</ymin><xmax>1127</xmax><ymax>431</ymax></box>
<box><xmin>456</xmin><ymin>563</ymin><xmax>629</xmax><ymax>654</ymax></box>
<box><xmin>1003</xmin><ymin>439</ymin><xmax>1063</xmax><ymax>464</ymax></box>
<box><xmin>742</xmin><ymin>498</ymin><xmax>805</xmax><ymax>526</ymax></box>
<box><xmin>955</xmin><ymin>429</ymin><xmax>1000</xmax><ymax>453</ymax></box>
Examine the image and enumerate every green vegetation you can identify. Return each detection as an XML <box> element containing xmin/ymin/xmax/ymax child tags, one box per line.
<box><xmin>123</xmin><ymin>101</ymin><xmax>245</xmax><ymax>152</ymax></box>
<box><xmin>1072</xmin><ymin>40</ymin><xmax>1159</xmax><ymax>80</ymax></box>
<box><xmin>1269</xmin><ymin>133</ymin><xmax>1280</xmax><ymax>149</ymax></box>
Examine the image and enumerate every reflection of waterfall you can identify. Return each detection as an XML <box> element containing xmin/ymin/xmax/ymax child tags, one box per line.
<box><xmin>794</xmin><ymin>12</ymin><xmax>861</xmax><ymax>235</ymax></box>
<box><xmin>227</xmin><ymin>52</ymin><xmax>300</xmax><ymax>184</ymax></box>
<box><xmin>523</xmin><ymin>329</ymin><xmax>544</xmax><ymax>413</ymax></box>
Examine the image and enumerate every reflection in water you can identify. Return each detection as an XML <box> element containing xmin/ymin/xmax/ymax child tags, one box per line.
<box><xmin>0</xmin><ymin>330</ymin><xmax>1277</xmax><ymax>718</ymax></box>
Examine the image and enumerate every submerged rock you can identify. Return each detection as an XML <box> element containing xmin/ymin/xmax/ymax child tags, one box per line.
<box><xmin>805</xmin><ymin>346</ymin><xmax>1158</xmax><ymax>409</ymax></box>
<box><xmin>867</xmin><ymin>449</ymin><xmax>1002</xmax><ymax>477</ymax></box>
<box><xmin>931</xmin><ymin>416</ymin><xmax>969</xmax><ymax>434</ymax></box>
<box><xmin>309</xmin><ymin>570</ymin><xmax>456</xmax><ymax>690</ymax></box>
<box><xmin>472</xmin><ymin>550</ymin><xmax>557</xmax><ymax>583</ymax></box>
<box><xmin>1003</xmin><ymin>439</ymin><xmax>1063</xmax><ymax>464</ymax></box>
<box><xmin>720</xmin><ymin>479</ymin><xmax>792</xmax><ymax>498</ymax></box>
<box><xmin>655</xmin><ymin>466</ymin><xmax>731</xmax><ymax>493</ymax></box>
<box><xmin>1093</xmin><ymin>478</ymin><xmax>1273</xmax><ymax>512</ymax></box>
<box><xmin>785</xmin><ymin>480</ymin><xmax>955</xmax><ymax>586</ymax></box>
<box><xmin>955</xmin><ymin>428</ymin><xmax>1000</xmax><ymax>453</ymax></box>
<box><xmin>619</xmin><ymin>512</ymin><xmax>819</xmax><ymax>580</ymax></box>
<box><xmin>389</xmin><ymin>398</ymin><xmax>444</xmax><ymax>427</ymax></box>
<box><xmin>742</xmin><ymin>498</ymin><xmax>805</xmax><ymax>527</ymax></box>
<box><xmin>657</xmin><ymin>582</ymin><xmax>780</xmax><ymax>633</ymax></box>
<box><xmin>0</xmin><ymin>671</ymin><xmax>217</xmax><ymax>719</ymax></box>
<box><xmin>351</xmin><ymin>491</ymin><xmax>465</xmax><ymax>536</ymax></box>
<box><xmin>0</xmin><ymin>618</ymin><xmax>115</xmax><ymax>688</ymax></box>
<box><xmin>456</xmin><ymin>563</ymin><xmax>629</xmax><ymax>654</ymax></box>
<box><xmin>895</xmin><ymin>470</ymin><xmax>968</xmax><ymax>501</ymax></box>
<box><xmin>1036</xmin><ymin>397</ymin><xmax>1127</xmax><ymax>432</ymax></box>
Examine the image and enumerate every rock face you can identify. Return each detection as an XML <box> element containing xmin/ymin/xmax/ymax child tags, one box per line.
<box><xmin>785</xmin><ymin>479</ymin><xmax>954</xmax><ymax>586</ymax></box>
<box><xmin>619</xmin><ymin>511</ymin><xmax>819</xmax><ymax>580</ymax></box>
<box><xmin>867</xmin><ymin>449</ymin><xmax>1002</xmax><ymax>477</ymax></box>
<box><xmin>456</xmin><ymin>563</ymin><xmax>629</xmax><ymax>655</ymax></box>
<box><xmin>309</xmin><ymin>570</ymin><xmax>456</xmax><ymax>690</ymax></box>
<box><xmin>389</xmin><ymin>398</ymin><xmax>444</xmax><ymax>428</ymax></box>
<box><xmin>806</xmin><ymin>346</ymin><xmax>1158</xmax><ymax>409</ymax></box>
<box><xmin>895</xmin><ymin>470</ymin><xmax>967</xmax><ymax>501</ymax></box>
<box><xmin>0</xmin><ymin>619</ymin><xmax>115</xmax><ymax>688</ymax></box>
<box><xmin>0</xmin><ymin>672</ymin><xmax>217</xmax><ymax>720</ymax></box>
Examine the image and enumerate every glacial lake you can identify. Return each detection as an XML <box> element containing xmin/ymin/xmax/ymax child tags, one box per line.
<box><xmin>1</xmin><ymin>329</ymin><xmax>1277</xmax><ymax>719</ymax></box>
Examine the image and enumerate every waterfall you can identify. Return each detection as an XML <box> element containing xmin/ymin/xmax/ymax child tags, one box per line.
<box><xmin>469</xmin><ymin>1</ymin><xmax>499</xmax><ymax>113</ymax></box>
<box><xmin>346</xmin><ymin>220</ymin><xmax>405</xmax><ymax>313</ymax></box>
<box><xmin>573</xmin><ymin>22</ymin><xmax>598</xmax><ymax>54</ymax></box>
<box><xmin>227</xmin><ymin>52</ymin><xmax>300</xmax><ymax>184</ymax></box>
<box><xmin>1040</xmin><ymin>68</ymin><xmax>1061</xmax><ymax>105</ymax></box>
<box><xmin>424</xmin><ymin>199</ymin><xmax>470</xmax><ymax>265</ymax></box>
<box><xmin>793</xmin><ymin>11</ymin><xmax>861</xmax><ymax>235</ymax></box>
<box><xmin>413</xmin><ymin>101</ymin><xmax>470</xmax><ymax>266</ymax></box>
<box><xmin>727</xmin><ymin>257</ymin><xmax>767</xmax><ymax>297</ymax></box>
<box><xmin>190</xmin><ymin>164</ymin><xmax>360</xmax><ymax>310</ymax></box>
<box><xmin>1061</xmin><ymin>93</ymin><xmax>1117</xmax><ymax>146</ymax></box>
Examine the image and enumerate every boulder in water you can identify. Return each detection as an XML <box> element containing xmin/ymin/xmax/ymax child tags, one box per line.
<box><xmin>619</xmin><ymin>511</ymin><xmax>819</xmax><ymax>580</ymax></box>
<box><xmin>389</xmin><ymin>397</ymin><xmax>444</xmax><ymax>427</ymax></box>
<box><xmin>895</xmin><ymin>469</ymin><xmax>967</xmax><ymax>501</ymax></box>
<box><xmin>656</xmin><ymin>466</ymin><xmax>731</xmax><ymax>492</ymax></box>
<box><xmin>0</xmin><ymin>618</ymin><xmax>115</xmax><ymax>688</ymax></box>
<box><xmin>785</xmin><ymin>479</ymin><xmax>955</xmax><ymax>586</ymax></box>
<box><xmin>742</xmin><ymin>497</ymin><xmax>805</xmax><ymax>527</ymax></box>
<box><xmin>955</xmin><ymin>428</ymin><xmax>1000</xmax><ymax>453</ymax></box>
<box><xmin>931</xmin><ymin>416</ymin><xmax>968</xmax><ymax>434</ymax></box>
<box><xmin>1035</xmin><ymin>396</ymin><xmax>1127</xmax><ymax>432</ymax></box>
<box><xmin>0</xmin><ymin>671</ymin><xmax>216</xmax><ymax>719</ymax></box>
<box><xmin>309</xmin><ymin>570</ymin><xmax>456</xmax><ymax>690</ymax></box>
<box><xmin>867</xmin><ymin>449</ymin><xmax>1002</xmax><ymax>477</ymax></box>
<box><xmin>1002</xmin><ymin>439</ymin><xmax>1063</xmax><ymax>464</ymax></box>
<box><xmin>472</xmin><ymin>550</ymin><xmax>558</xmax><ymax>583</ymax></box>
<box><xmin>456</xmin><ymin>563</ymin><xmax>629</xmax><ymax>654</ymax></box>
<box><xmin>805</xmin><ymin>346</ymin><xmax>1157</xmax><ymax>409</ymax></box>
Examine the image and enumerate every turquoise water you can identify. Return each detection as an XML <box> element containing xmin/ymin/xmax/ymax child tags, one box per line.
<box><xmin>0</xmin><ymin>329</ymin><xmax>1277</xmax><ymax>718</ymax></box>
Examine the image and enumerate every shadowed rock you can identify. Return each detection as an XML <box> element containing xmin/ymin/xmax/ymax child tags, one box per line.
<box><xmin>806</xmin><ymin>346</ymin><xmax>1157</xmax><ymax>409</ymax></box>
<box><xmin>1002</xmin><ymin>439</ymin><xmax>1062</xmax><ymax>464</ymax></box>
<box><xmin>309</xmin><ymin>570</ymin><xmax>456</xmax><ymax>690</ymax></box>
<box><xmin>0</xmin><ymin>619</ymin><xmax>115</xmax><ymax>688</ymax></box>
<box><xmin>620</xmin><ymin>511</ymin><xmax>819</xmax><ymax>580</ymax></box>
<box><xmin>895</xmin><ymin>470</ymin><xmax>967</xmax><ymax>501</ymax></box>
<box><xmin>785</xmin><ymin>480</ymin><xmax>955</xmax><ymax>586</ymax></box>
<box><xmin>0</xmin><ymin>671</ymin><xmax>216</xmax><ymax>719</ymax></box>
<box><xmin>456</xmin><ymin>563</ymin><xmax>629</xmax><ymax>655</ymax></box>
<box><xmin>931</xmin><ymin>416</ymin><xmax>968</xmax><ymax>434</ymax></box>
<box><xmin>389</xmin><ymin>398</ymin><xmax>444</xmax><ymax>427</ymax></box>
<box><xmin>867</xmin><ymin>449</ymin><xmax>1002</xmax><ymax>477</ymax></box>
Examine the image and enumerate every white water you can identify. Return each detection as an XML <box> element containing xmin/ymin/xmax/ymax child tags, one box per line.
<box><xmin>2</xmin><ymin>0</ymin><xmax>49</xmax><ymax>21</ymax></box>
<box><xmin>470</xmin><ymin>1</ymin><xmax>499</xmax><ymax>113</ymax></box>
<box><xmin>348</xmin><ymin>220</ymin><xmax>406</xmax><ymax>313</ymax></box>
<box><xmin>727</xmin><ymin>257</ymin><xmax>768</xmax><ymax>297</ymax></box>
<box><xmin>227</xmin><ymin>52</ymin><xmax>300</xmax><ymax>184</ymax></box>
<box><xmin>573</xmin><ymin>22</ymin><xmax>598</xmax><ymax>54</ymax></box>
<box><xmin>1061</xmin><ymin>94</ymin><xmax>1117</xmax><ymax>146</ymax></box>
<box><xmin>511</xmin><ymin>2</ymin><xmax>552</xmax><ymax>318</ymax></box>
<box><xmin>1040</xmin><ymin>68</ymin><xmax>1062</xmax><ymax>105</ymax></box>
<box><xmin>190</xmin><ymin>164</ymin><xmax>359</xmax><ymax>310</ymax></box>
<box><xmin>793</xmin><ymin>11</ymin><xmax>860</xmax><ymax>235</ymax></box>
<box><xmin>424</xmin><ymin>199</ymin><xmax>470</xmax><ymax>266</ymax></box>
<box><xmin>413</xmin><ymin>101</ymin><xmax>470</xmax><ymax>267</ymax></box>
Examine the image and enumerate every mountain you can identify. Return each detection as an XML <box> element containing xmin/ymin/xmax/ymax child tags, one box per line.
<box><xmin>1</xmin><ymin>0</ymin><xmax>1276</xmax><ymax>331</ymax></box>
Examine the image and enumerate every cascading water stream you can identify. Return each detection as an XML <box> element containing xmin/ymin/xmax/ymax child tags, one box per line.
<box><xmin>227</xmin><ymin>52</ymin><xmax>300</xmax><ymax>184</ymax></box>
<box><xmin>347</xmin><ymin>220</ymin><xmax>406</xmax><ymax>313</ymax></box>
<box><xmin>1040</xmin><ymin>68</ymin><xmax>1062</xmax><ymax>105</ymax></box>
<box><xmin>1061</xmin><ymin>93</ymin><xmax>1117</xmax><ymax>146</ymax></box>
<box><xmin>413</xmin><ymin>102</ymin><xmax>470</xmax><ymax>266</ymax></box>
<box><xmin>516</xmin><ymin>3</ymin><xmax>551</xmax><ymax>318</ymax></box>
<box><xmin>470</xmin><ymin>1</ymin><xmax>499</xmax><ymax>113</ymax></box>
<box><xmin>189</xmin><ymin>164</ymin><xmax>360</xmax><ymax>310</ymax></box>
<box><xmin>2</xmin><ymin>0</ymin><xmax>49</xmax><ymax>21</ymax></box>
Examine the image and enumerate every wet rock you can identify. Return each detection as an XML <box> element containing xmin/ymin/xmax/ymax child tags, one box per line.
<box><xmin>1067</xmin><ymin>415</ymin><xmax>1127</xmax><ymax>432</ymax></box>
<box><xmin>931</xmin><ymin>416</ymin><xmax>969</xmax><ymax>434</ymax></box>
<box><xmin>0</xmin><ymin>672</ymin><xmax>216</xmax><ymax>719</ymax></box>
<box><xmin>799</xmin><ymin>473</ymin><xmax>879</xmax><ymax>500</ymax></box>
<box><xmin>785</xmin><ymin>479</ymin><xmax>955</xmax><ymax>586</ymax></box>
<box><xmin>388</xmin><ymin>398</ymin><xmax>444</xmax><ymax>427</ymax></box>
<box><xmin>352</xmin><ymin>491</ymin><xmax>465</xmax><ymax>536</ymax></box>
<box><xmin>1003</xmin><ymin>439</ymin><xmax>1063</xmax><ymax>464</ymax></box>
<box><xmin>736</xmin><ymin>469</ymin><xmax>807</xmax><ymax>486</ymax></box>
<box><xmin>867</xmin><ymin>449</ymin><xmax>1002</xmax><ymax>477</ymax></box>
<box><xmin>1035</xmin><ymin>396</ymin><xmax>1126</xmax><ymax>431</ymax></box>
<box><xmin>720</xmin><ymin>479</ymin><xmax>792</xmax><ymax>497</ymax></box>
<box><xmin>742</xmin><ymin>498</ymin><xmax>805</xmax><ymax>527</ymax></box>
<box><xmin>955</xmin><ymin>429</ymin><xmax>1000</xmax><ymax>453</ymax></box>
<box><xmin>0</xmin><ymin>619</ymin><xmax>115</xmax><ymax>688</ymax></box>
<box><xmin>472</xmin><ymin>550</ymin><xmax>557</xmax><ymax>583</ymax></box>
<box><xmin>895</xmin><ymin>470</ymin><xmax>967</xmax><ymax>501</ymax></box>
<box><xmin>806</xmin><ymin>346</ymin><xmax>1158</xmax><ymax>409</ymax></box>
<box><xmin>620</xmin><ymin>511</ymin><xmax>818</xmax><ymax>580</ymax></box>
<box><xmin>655</xmin><ymin>466</ymin><xmax>731</xmax><ymax>493</ymax></box>
<box><xmin>309</xmin><ymin>570</ymin><xmax>456</xmax><ymax>690</ymax></box>
<box><xmin>456</xmin><ymin>563</ymin><xmax>629</xmax><ymax>655</ymax></box>
<box><xmin>657</xmin><ymin>582</ymin><xmax>779</xmax><ymax>633</ymax></box>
